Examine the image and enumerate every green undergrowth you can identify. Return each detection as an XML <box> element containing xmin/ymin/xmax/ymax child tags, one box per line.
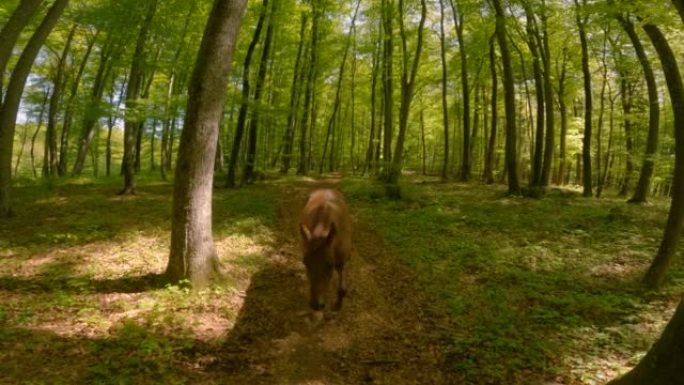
<box><xmin>0</xmin><ymin>176</ymin><xmax>280</xmax><ymax>384</ymax></box>
<box><xmin>340</xmin><ymin>176</ymin><xmax>683</xmax><ymax>385</ymax></box>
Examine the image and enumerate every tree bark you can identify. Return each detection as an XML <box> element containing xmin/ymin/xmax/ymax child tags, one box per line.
<box><xmin>380</xmin><ymin>0</ymin><xmax>394</xmax><ymax>177</ymax></box>
<box><xmin>641</xmin><ymin>23</ymin><xmax>684</xmax><ymax>289</ymax></box>
<box><xmin>0</xmin><ymin>0</ymin><xmax>44</xmax><ymax>101</ymax></box>
<box><xmin>607</xmin><ymin>298</ymin><xmax>684</xmax><ymax>385</ymax></box>
<box><xmin>575</xmin><ymin>0</ymin><xmax>593</xmax><ymax>197</ymax></box>
<box><xmin>556</xmin><ymin>46</ymin><xmax>569</xmax><ymax>185</ymax></box>
<box><xmin>297</xmin><ymin>0</ymin><xmax>320</xmax><ymax>176</ymax></box>
<box><xmin>30</xmin><ymin>88</ymin><xmax>49</xmax><ymax>178</ymax></box>
<box><xmin>540</xmin><ymin>0</ymin><xmax>554</xmax><ymax>187</ymax></box>
<box><xmin>492</xmin><ymin>0</ymin><xmax>521</xmax><ymax>195</ymax></box>
<box><xmin>166</xmin><ymin>0</ymin><xmax>247</xmax><ymax>287</ymax></box>
<box><xmin>484</xmin><ymin>34</ymin><xmax>497</xmax><ymax>184</ymax></box>
<box><xmin>0</xmin><ymin>0</ymin><xmax>69</xmax><ymax>217</ymax></box>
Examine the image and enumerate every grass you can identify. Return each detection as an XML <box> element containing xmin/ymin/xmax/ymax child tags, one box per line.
<box><xmin>0</xmin><ymin>174</ymin><xmax>681</xmax><ymax>384</ymax></box>
<box><xmin>0</xmin><ymin>175</ymin><xmax>280</xmax><ymax>384</ymax></box>
<box><xmin>339</xmin><ymin>176</ymin><xmax>683</xmax><ymax>385</ymax></box>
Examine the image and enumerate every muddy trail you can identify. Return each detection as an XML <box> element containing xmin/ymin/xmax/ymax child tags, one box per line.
<box><xmin>214</xmin><ymin>180</ymin><xmax>456</xmax><ymax>384</ymax></box>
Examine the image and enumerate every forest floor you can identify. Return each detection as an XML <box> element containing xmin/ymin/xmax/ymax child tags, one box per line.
<box><xmin>0</xmin><ymin>174</ymin><xmax>683</xmax><ymax>384</ymax></box>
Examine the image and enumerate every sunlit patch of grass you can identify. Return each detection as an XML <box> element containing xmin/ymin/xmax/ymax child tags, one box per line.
<box><xmin>340</xmin><ymin>176</ymin><xmax>680</xmax><ymax>385</ymax></box>
<box><xmin>0</xmin><ymin>178</ymin><xmax>280</xmax><ymax>384</ymax></box>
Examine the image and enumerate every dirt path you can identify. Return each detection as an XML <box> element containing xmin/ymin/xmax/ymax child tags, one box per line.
<box><xmin>215</xmin><ymin>181</ymin><xmax>454</xmax><ymax>384</ymax></box>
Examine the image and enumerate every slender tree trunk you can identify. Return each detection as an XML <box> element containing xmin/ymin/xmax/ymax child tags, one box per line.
<box><xmin>0</xmin><ymin>0</ymin><xmax>44</xmax><ymax>101</ymax></box>
<box><xmin>492</xmin><ymin>0</ymin><xmax>520</xmax><ymax>195</ymax></box>
<box><xmin>439</xmin><ymin>0</ymin><xmax>449</xmax><ymax>180</ymax></box>
<box><xmin>484</xmin><ymin>35</ymin><xmax>498</xmax><ymax>184</ymax></box>
<box><xmin>380</xmin><ymin>0</ymin><xmax>394</xmax><ymax>177</ymax></box>
<box><xmin>297</xmin><ymin>0</ymin><xmax>320</xmax><ymax>176</ymax></box>
<box><xmin>243</xmin><ymin>0</ymin><xmax>277</xmax><ymax>184</ymax></box>
<box><xmin>595</xmin><ymin>31</ymin><xmax>609</xmax><ymax>197</ymax></box>
<box><xmin>385</xmin><ymin>0</ymin><xmax>426</xmax><ymax>194</ymax></box>
<box><xmin>540</xmin><ymin>0</ymin><xmax>555</xmax><ymax>187</ymax></box>
<box><xmin>166</xmin><ymin>0</ymin><xmax>247</xmax><ymax>287</ymax></box>
<box><xmin>641</xmin><ymin>23</ymin><xmax>684</xmax><ymax>289</ymax></box>
<box><xmin>449</xmin><ymin>0</ymin><xmax>470</xmax><ymax>181</ymax></box>
<box><xmin>523</xmin><ymin>3</ymin><xmax>545</xmax><ymax>188</ymax></box>
<box><xmin>615</xmin><ymin>15</ymin><xmax>660</xmax><ymax>203</ymax></box>
<box><xmin>363</xmin><ymin>28</ymin><xmax>381</xmax><ymax>176</ymax></box>
<box><xmin>279</xmin><ymin>12</ymin><xmax>308</xmax><ymax>174</ymax></box>
<box><xmin>226</xmin><ymin>0</ymin><xmax>268</xmax><ymax>187</ymax></box>
<box><xmin>30</xmin><ymin>88</ymin><xmax>49</xmax><ymax>178</ymax></box>
<box><xmin>575</xmin><ymin>0</ymin><xmax>593</xmax><ymax>197</ymax></box>
<box><xmin>556</xmin><ymin>46</ymin><xmax>569</xmax><ymax>185</ymax></box>
<box><xmin>73</xmin><ymin>39</ymin><xmax>113</xmax><ymax>175</ymax></box>
<box><xmin>121</xmin><ymin>0</ymin><xmax>157</xmax><ymax>195</ymax></box>
<box><xmin>0</xmin><ymin>0</ymin><xmax>69</xmax><ymax>217</ymax></box>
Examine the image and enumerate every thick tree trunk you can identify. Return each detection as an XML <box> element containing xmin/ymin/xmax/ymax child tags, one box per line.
<box><xmin>641</xmin><ymin>23</ymin><xmax>684</xmax><ymax>289</ymax></box>
<box><xmin>575</xmin><ymin>0</ymin><xmax>593</xmax><ymax>197</ymax></box>
<box><xmin>0</xmin><ymin>0</ymin><xmax>69</xmax><ymax>217</ymax></box>
<box><xmin>0</xmin><ymin>0</ymin><xmax>44</xmax><ymax>101</ymax></box>
<box><xmin>607</xmin><ymin>298</ymin><xmax>684</xmax><ymax>385</ymax></box>
<box><xmin>121</xmin><ymin>0</ymin><xmax>157</xmax><ymax>195</ymax></box>
<box><xmin>166</xmin><ymin>0</ymin><xmax>246</xmax><ymax>287</ymax></box>
<box><xmin>492</xmin><ymin>0</ymin><xmax>521</xmax><ymax>195</ymax></box>
<box><xmin>226</xmin><ymin>0</ymin><xmax>268</xmax><ymax>187</ymax></box>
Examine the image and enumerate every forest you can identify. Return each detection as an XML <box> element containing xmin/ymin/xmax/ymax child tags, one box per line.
<box><xmin>1</xmin><ymin>0</ymin><xmax>684</xmax><ymax>383</ymax></box>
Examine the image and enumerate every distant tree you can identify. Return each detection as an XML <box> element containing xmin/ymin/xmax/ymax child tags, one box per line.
<box><xmin>120</xmin><ymin>0</ymin><xmax>157</xmax><ymax>195</ymax></box>
<box><xmin>166</xmin><ymin>0</ymin><xmax>247</xmax><ymax>287</ymax></box>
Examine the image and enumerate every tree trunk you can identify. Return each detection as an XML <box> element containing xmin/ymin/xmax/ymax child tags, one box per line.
<box><xmin>595</xmin><ymin>31</ymin><xmax>609</xmax><ymax>198</ymax></box>
<box><xmin>30</xmin><ymin>88</ymin><xmax>49</xmax><ymax>178</ymax></box>
<box><xmin>121</xmin><ymin>0</ymin><xmax>157</xmax><ymax>195</ymax></box>
<box><xmin>439</xmin><ymin>0</ymin><xmax>449</xmax><ymax>180</ymax></box>
<box><xmin>615</xmin><ymin>15</ymin><xmax>660</xmax><ymax>204</ymax></box>
<box><xmin>363</xmin><ymin>28</ymin><xmax>381</xmax><ymax>176</ymax></box>
<box><xmin>575</xmin><ymin>0</ymin><xmax>592</xmax><ymax>197</ymax></box>
<box><xmin>0</xmin><ymin>0</ymin><xmax>69</xmax><ymax>217</ymax></box>
<box><xmin>492</xmin><ymin>0</ymin><xmax>521</xmax><ymax>195</ymax></box>
<box><xmin>540</xmin><ymin>0</ymin><xmax>554</xmax><ymax>187</ymax></box>
<box><xmin>556</xmin><ymin>46</ymin><xmax>569</xmax><ymax>185</ymax></box>
<box><xmin>226</xmin><ymin>0</ymin><xmax>268</xmax><ymax>187</ymax></box>
<box><xmin>380</xmin><ymin>0</ymin><xmax>394</xmax><ymax>177</ymax></box>
<box><xmin>0</xmin><ymin>0</ymin><xmax>44</xmax><ymax>101</ymax></box>
<box><xmin>385</xmin><ymin>0</ymin><xmax>426</xmax><ymax>195</ymax></box>
<box><xmin>243</xmin><ymin>0</ymin><xmax>277</xmax><ymax>184</ymax></box>
<box><xmin>523</xmin><ymin>3</ymin><xmax>545</xmax><ymax>188</ymax></box>
<box><xmin>297</xmin><ymin>0</ymin><xmax>320</xmax><ymax>176</ymax></box>
<box><xmin>449</xmin><ymin>0</ymin><xmax>470</xmax><ymax>181</ymax></box>
<box><xmin>484</xmin><ymin>35</ymin><xmax>497</xmax><ymax>184</ymax></box>
<box><xmin>641</xmin><ymin>23</ymin><xmax>684</xmax><ymax>289</ymax></box>
<box><xmin>279</xmin><ymin>12</ymin><xmax>308</xmax><ymax>174</ymax></box>
<box><xmin>166</xmin><ymin>0</ymin><xmax>247</xmax><ymax>287</ymax></box>
<box><xmin>607</xmin><ymin>297</ymin><xmax>684</xmax><ymax>385</ymax></box>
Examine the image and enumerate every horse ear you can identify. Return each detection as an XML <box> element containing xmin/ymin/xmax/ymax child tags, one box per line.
<box><xmin>300</xmin><ymin>224</ymin><xmax>312</xmax><ymax>241</ymax></box>
<box><xmin>326</xmin><ymin>222</ymin><xmax>336</xmax><ymax>244</ymax></box>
